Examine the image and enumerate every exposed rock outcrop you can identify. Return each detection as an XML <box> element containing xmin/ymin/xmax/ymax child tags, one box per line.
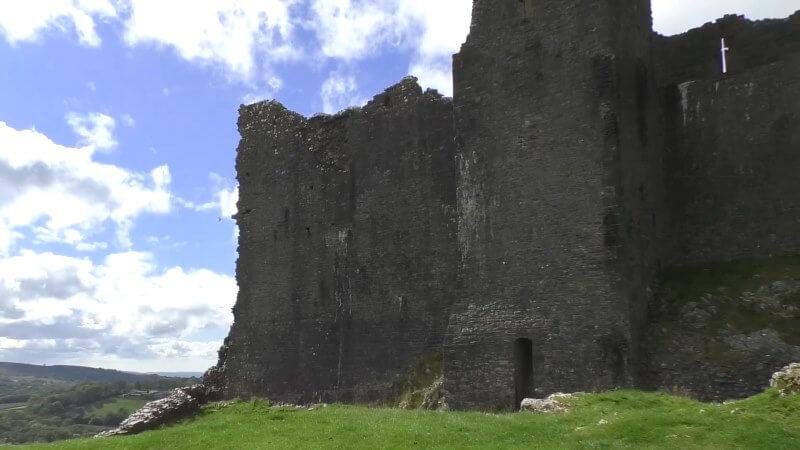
<box><xmin>519</xmin><ymin>393</ymin><xmax>576</xmax><ymax>414</ymax></box>
<box><xmin>770</xmin><ymin>363</ymin><xmax>800</xmax><ymax>396</ymax></box>
<box><xmin>643</xmin><ymin>258</ymin><xmax>800</xmax><ymax>401</ymax></box>
<box><xmin>96</xmin><ymin>385</ymin><xmax>210</xmax><ymax>438</ymax></box>
<box><xmin>395</xmin><ymin>353</ymin><xmax>448</xmax><ymax>411</ymax></box>
<box><xmin>418</xmin><ymin>375</ymin><xmax>448</xmax><ymax>411</ymax></box>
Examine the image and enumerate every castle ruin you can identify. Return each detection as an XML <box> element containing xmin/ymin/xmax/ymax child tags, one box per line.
<box><xmin>212</xmin><ymin>1</ymin><xmax>800</xmax><ymax>410</ymax></box>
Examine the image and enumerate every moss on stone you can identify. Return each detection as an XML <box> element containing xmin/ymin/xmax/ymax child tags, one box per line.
<box><xmin>703</xmin><ymin>339</ymin><xmax>750</xmax><ymax>366</ymax></box>
<box><xmin>652</xmin><ymin>255</ymin><xmax>800</xmax><ymax>365</ymax></box>
<box><xmin>661</xmin><ymin>256</ymin><xmax>800</xmax><ymax>300</ymax></box>
<box><xmin>390</xmin><ymin>353</ymin><xmax>444</xmax><ymax>410</ymax></box>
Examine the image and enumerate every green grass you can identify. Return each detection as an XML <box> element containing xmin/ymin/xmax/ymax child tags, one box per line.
<box><xmin>88</xmin><ymin>398</ymin><xmax>149</xmax><ymax>419</ymax></box>
<box><xmin>661</xmin><ymin>256</ymin><xmax>800</xmax><ymax>295</ymax></box>
<box><xmin>659</xmin><ymin>255</ymin><xmax>800</xmax><ymax>316</ymax></box>
<box><xmin>10</xmin><ymin>389</ymin><xmax>800</xmax><ymax>449</ymax></box>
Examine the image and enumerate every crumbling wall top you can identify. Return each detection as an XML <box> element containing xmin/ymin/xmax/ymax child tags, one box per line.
<box><xmin>654</xmin><ymin>10</ymin><xmax>800</xmax><ymax>86</ymax></box>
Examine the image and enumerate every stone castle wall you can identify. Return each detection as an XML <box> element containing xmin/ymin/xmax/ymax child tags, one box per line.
<box><xmin>216</xmin><ymin>2</ymin><xmax>800</xmax><ymax>408</ymax></box>
<box><xmin>662</xmin><ymin>55</ymin><xmax>800</xmax><ymax>266</ymax></box>
<box><xmin>655</xmin><ymin>14</ymin><xmax>800</xmax><ymax>266</ymax></box>
<box><xmin>644</xmin><ymin>13</ymin><xmax>800</xmax><ymax>400</ymax></box>
<box><xmin>220</xmin><ymin>80</ymin><xmax>459</xmax><ymax>404</ymax></box>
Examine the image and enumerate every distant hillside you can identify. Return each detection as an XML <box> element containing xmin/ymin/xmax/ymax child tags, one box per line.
<box><xmin>0</xmin><ymin>362</ymin><xmax>190</xmax><ymax>383</ymax></box>
<box><xmin>0</xmin><ymin>363</ymin><xmax>200</xmax><ymax>444</ymax></box>
<box><xmin>149</xmin><ymin>372</ymin><xmax>204</xmax><ymax>378</ymax></box>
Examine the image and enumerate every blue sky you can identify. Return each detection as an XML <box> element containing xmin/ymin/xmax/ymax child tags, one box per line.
<box><xmin>0</xmin><ymin>0</ymin><xmax>797</xmax><ymax>373</ymax></box>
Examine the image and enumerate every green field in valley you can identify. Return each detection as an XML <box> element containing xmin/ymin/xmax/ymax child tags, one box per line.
<box><xmin>0</xmin><ymin>364</ymin><xmax>197</xmax><ymax>444</ymax></box>
<box><xmin>87</xmin><ymin>398</ymin><xmax>150</xmax><ymax>420</ymax></box>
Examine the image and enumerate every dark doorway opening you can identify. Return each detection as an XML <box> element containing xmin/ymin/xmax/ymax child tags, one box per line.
<box><xmin>513</xmin><ymin>338</ymin><xmax>534</xmax><ymax>408</ymax></box>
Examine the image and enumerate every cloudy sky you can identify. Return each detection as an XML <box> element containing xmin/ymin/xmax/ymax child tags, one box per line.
<box><xmin>0</xmin><ymin>0</ymin><xmax>797</xmax><ymax>373</ymax></box>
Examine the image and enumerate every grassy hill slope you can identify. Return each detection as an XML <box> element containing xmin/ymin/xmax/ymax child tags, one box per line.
<box><xmin>0</xmin><ymin>363</ymin><xmax>167</xmax><ymax>385</ymax></box>
<box><xmin>15</xmin><ymin>389</ymin><xmax>800</xmax><ymax>449</ymax></box>
<box><xmin>0</xmin><ymin>366</ymin><xmax>198</xmax><ymax>444</ymax></box>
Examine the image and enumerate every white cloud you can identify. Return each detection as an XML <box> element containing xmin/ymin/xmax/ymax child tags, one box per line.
<box><xmin>320</xmin><ymin>69</ymin><xmax>362</xmax><ymax>113</ymax></box>
<box><xmin>122</xmin><ymin>0</ymin><xmax>299</xmax><ymax>81</ymax></box>
<box><xmin>120</xmin><ymin>113</ymin><xmax>135</xmax><ymax>127</ymax></box>
<box><xmin>174</xmin><ymin>173</ymin><xmax>237</xmax><ymax>220</ymax></box>
<box><xmin>145</xmin><ymin>234</ymin><xmax>186</xmax><ymax>250</ymax></box>
<box><xmin>173</xmin><ymin>184</ymin><xmax>238</xmax><ymax>245</ymax></box>
<box><xmin>308</xmin><ymin>0</ymin><xmax>799</xmax><ymax>95</ymax></box>
<box><xmin>75</xmin><ymin>241</ymin><xmax>108</xmax><ymax>252</ymax></box>
<box><xmin>218</xmin><ymin>186</ymin><xmax>238</xmax><ymax>219</ymax></box>
<box><xmin>1</xmin><ymin>0</ymin><xmax>796</xmax><ymax>97</ymax></box>
<box><xmin>308</xmin><ymin>0</ymin><xmax>471</xmax><ymax>96</ymax></box>
<box><xmin>66</xmin><ymin>111</ymin><xmax>117</xmax><ymax>151</ymax></box>
<box><xmin>652</xmin><ymin>0</ymin><xmax>800</xmax><ymax>36</ymax></box>
<box><xmin>242</xmin><ymin>74</ymin><xmax>284</xmax><ymax>104</ymax></box>
<box><xmin>241</xmin><ymin>91</ymin><xmax>273</xmax><ymax>105</ymax></box>
<box><xmin>174</xmin><ymin>197</ymin><xmax>216</xmax><ymax>212</ymax></box>
<box><xmin>0</xmin><ymin>119</ymin><xmax>171</xmax><ymax>254</ymax></box>
<box><xmin>408</xmin><ymin>60</ymin><xmax>452</xmax><ymax>95</ymax></box>
<box><xmin>0</xmin><ymin>249</ymin><xmax>236</xmax><ymax>371</ymax></box>
<box><xmin>109</xmin><ymin>0</ymin><xmax>800</xmax><ymax>95</ymax></box>
<box><xmin>310</xmin><ymin>0</ymin><xmax>398</xmax><ymax>61</ymax></box>
<box><xmin>0</xmin><ymin>0</ymin><xmax>117</xmax><ymax>46</ymax></box>
<box><xmin>397</xmin><ymin>0</ymin><xmax>471</xmax><ymax>95</ymax></box>
<box><xmin>267</xmin><ymin>76</ymin><xmax>284</xmax><ymax>91</ymax></box>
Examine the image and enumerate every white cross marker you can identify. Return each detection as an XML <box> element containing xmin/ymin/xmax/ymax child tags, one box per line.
<box><xmin>721</xmin><ymin>38</ymin><xmax>730</xmax><ymax>74</ymax></box>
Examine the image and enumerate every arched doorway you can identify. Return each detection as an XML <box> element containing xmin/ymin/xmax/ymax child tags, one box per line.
<box><xmin>513</xmin><ymin>337</ymin><xmax>534</xmax><ymax>408</ymax></box>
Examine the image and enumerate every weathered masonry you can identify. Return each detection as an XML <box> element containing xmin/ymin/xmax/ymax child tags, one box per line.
<box><xmin>219</xmin><ymin>82</ymin><xmax>458</xmax><ymax>403</ymax></box>
<box><xmin>443</xmin><ymin>0</ymin><xmax>662</xmax><ymax>410</ymax></box>
<box><xmin>213</xmin><ymin>2</ymin><xmax>800</xmax><ymax>409</ymax></box>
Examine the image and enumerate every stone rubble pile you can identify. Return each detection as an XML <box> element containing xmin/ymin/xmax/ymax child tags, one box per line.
<box><xmin>770</xmin><ymin>363</ymin><xmax>800</xmax><ymax>397</ymax></box>
<box><xmin>519</xmin><ymin>392</ymin><xmax>577</xmax><ymax>413</ymax></box>
<box><xmin>95</xmin><ymin>385</ymin><xmax>211</xmax><ymax>438</ymax></box>
<box><xmin>419</xmin><ymin>375</ymin><xmax>448</xmax><ymax>411</ymax></box>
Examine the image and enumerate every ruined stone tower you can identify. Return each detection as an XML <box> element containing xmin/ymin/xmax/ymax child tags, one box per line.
<box><xmin>218</xmin><ymin>80</ymin><xmax>459</xmax><ymax>404</ymax></box>
<box><xmin>213</xmin><ymin>1</ymin><xmax>800</xmax><ymax>409</ymax></box>
<box><xmin>443</xmin><ymin>0</ymin><xmax>662</xmax><ymax>410</ymax></box>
